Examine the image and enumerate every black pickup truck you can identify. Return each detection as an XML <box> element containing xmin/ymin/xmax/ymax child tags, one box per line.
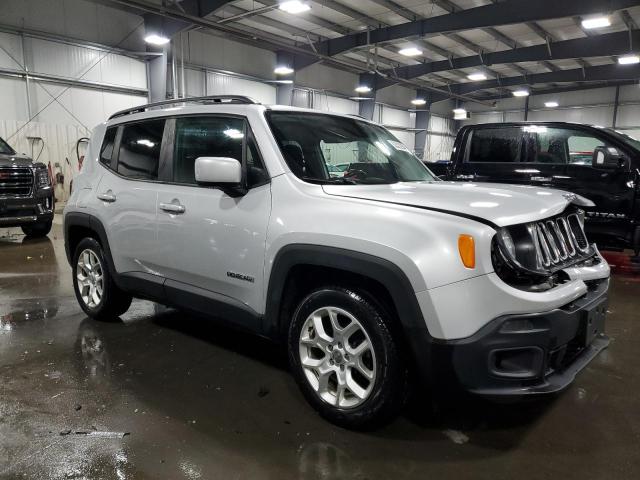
<box><xmin>428</xmin><ymin>122</ymin><xmax>640</xmax><ymax>255</ymax></box>
<box><xmin>0</xmin><ymin>135</ymin><xmax>54</xmax><ymax>237</ymax></box>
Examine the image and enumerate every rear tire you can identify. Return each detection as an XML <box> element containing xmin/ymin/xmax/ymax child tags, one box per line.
<box><xmin>72</xmin><ymin>237</ymin><xmax>132</xmax><ymax>321</ymax></box>
<box><xmin>288</xmin><ymin>286</ymin><xmax>408</xmax><ymax>430</ymax></box>
<box><xmin>21</xmin><ymin>221</ymin><xmax>52</xmax><ymax>238</ymax></box>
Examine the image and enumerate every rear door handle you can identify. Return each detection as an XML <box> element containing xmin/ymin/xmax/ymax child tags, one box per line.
<box><xmin>159</xmin><ymin>202</ymin><xmax>186</xmax><ymax>214</ymax></box>
<box><xmin>97</xmin><ymin>191</ymin><xmax>116</xmax><ymax>203</ymax></box>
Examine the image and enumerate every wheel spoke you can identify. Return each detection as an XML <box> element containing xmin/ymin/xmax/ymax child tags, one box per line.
<box><xmin>345</xmin><ymin>370</ymin><xmax>367</xmax><ymax>400</ymax></box>
<box><xmin>312</xmin><ymin>313</ymin><xmax>333</xmax><ymax>344</ymax></box>
<box><xmin>338</xmin><ymin>320</ymin><xmax>359</xmax><ymax>341</ymax></box>
<box><xmin>347</xmin><ymin>339</ymin><xmax>369</xmax><ymax>357</ymax></box>
<box><xmin>301</xmin><ymin>354</ymin><xmax>324</xmax><ymax>369</ymax></box>
<box><xmin>354</xmin><ymin>358</ymin><xmax>374</xmax><ymax>380</ymax></box>
<box><xmin>316</xmin><ymin>369</ymin><xmax>332</xmax><ymax>396</ymax></box>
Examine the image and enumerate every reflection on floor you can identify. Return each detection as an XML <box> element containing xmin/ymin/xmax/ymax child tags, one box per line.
<box><xmin>1</xmin><ymin>224</ymin><xmax>639</xmax><ymax>480</ymax></box>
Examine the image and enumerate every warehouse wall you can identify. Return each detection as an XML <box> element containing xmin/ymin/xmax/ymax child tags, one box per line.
<box><xmin>0</xmin><ymin>24</ymin><xmax>148</xmax><ymax>201</ymax></box>
<box><xmin>460</xmin><ymin>85</ymin><xmax>640</xmax><ymax>139</ymax></box>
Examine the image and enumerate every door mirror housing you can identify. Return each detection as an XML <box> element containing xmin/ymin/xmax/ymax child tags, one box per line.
<box><xmin>194</xmin><ymin>156</ymin><xmax>246</xmax><ymax>196</ymax></box>
<box><xmin>592</xmin><ymin>146</ymin><xmax>625</xmax><ymax>169</ymax></box>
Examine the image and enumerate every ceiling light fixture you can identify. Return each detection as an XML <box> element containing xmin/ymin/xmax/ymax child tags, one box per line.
<box><xmin>398</xmin><ymin>47</ymin><xmax>423</xmax><ymax>57</ymax></box>
<box><xmin>467</xmin><ymin>73</ymin><xmax>487</xmax><ymax>81</ymax></box>
<box><xmin>581</xmin><ymin>16</ymin><xmax>611</xmax><ymax>29</ymax></box>
<box><xmin>144</xmin><ymin>34</ymin><xmax>170</xmax><ymax>45</ymax></box>
<box><xmin>618</xmin><ymin>54</ymin><xmax>640</xmax><ymax>65</ymax></box>
<box><xmin>274</xmin><ymin>66</ymin><xmax>294</xmax><ymax>75</ymax></box>
<box><xmin>512</xmin><ymin>89</ymin><xmax>530</xmax><ymax>97</ymax></box>
<box><xmin>544</xmin><ymin>101</ymin><xmax>559</xmax><ymax>108</ymax></box>
<box><xmin>453</xmin><ymin>108</ymin><xmax>468</xmax><ymax>120</ymax></box>
<box><xmin>411</xmin><ymin>98</ymin><xmax>427</xmax><ymax>106</ymax></box>
<box><xmin>355</xmin><ymin>85</ymin><xmax>372</xmax><ymax>93</ymax></box>
<box><xmin>279</xmin><ymin>1</ymin><xmax>311</xmax><ymax>14</ymax></box>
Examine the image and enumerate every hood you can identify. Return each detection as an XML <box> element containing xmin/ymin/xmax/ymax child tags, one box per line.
<box><xmin>0</xmin><ymin>152</ymin><xmax>34</xmax><ymax>167</ymax></box>
<box><xmin>322</xmin><ymin>181</ymin><xmax>593</xmax><ymax>227</ymax></box>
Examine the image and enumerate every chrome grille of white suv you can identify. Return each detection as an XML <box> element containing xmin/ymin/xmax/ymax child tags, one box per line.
<box><xmin>529</xmin><ymin>213</ymin><xmax>589</xmax><ymax>268</ymax></box>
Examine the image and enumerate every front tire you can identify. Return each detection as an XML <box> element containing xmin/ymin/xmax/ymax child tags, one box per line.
<box><xmin>21</xmin><ymin>220</ymin><xmax>52</xmax><ymax>238</ymax></box>
<box><xmin>288</xmin><ymin>286</ymin><xmax>408</xmax><ymax>429</ymax></box>
<box><xmin>72</xmin><ymin>237</ymin><xmax>132</xmax><ymax>321</ymax></box>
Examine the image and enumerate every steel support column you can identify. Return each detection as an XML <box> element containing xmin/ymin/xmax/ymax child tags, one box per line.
<box><xmin>414</xmin><ymin>90</ymin><xmax>432</xmax><ymax>160</ymax></box>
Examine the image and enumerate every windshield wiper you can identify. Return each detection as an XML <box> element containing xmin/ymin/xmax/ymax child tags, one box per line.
<box><xmin>301</xmin><ymin>176</ymin><xmax>359</xmax><ymax>185</ymax></box>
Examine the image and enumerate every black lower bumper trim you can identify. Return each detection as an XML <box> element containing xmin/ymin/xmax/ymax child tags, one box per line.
<box><xmin>407</xmin><ymin>277</ymin><xmax>610</xmax><ymax>397</ymax></box>
<box><xmin>470</xmin><ymin>335</ymin><xmax>609</xmax><ymax>396</ymax></box>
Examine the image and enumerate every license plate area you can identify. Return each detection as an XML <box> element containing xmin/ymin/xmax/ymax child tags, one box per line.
<box><xmin>581</xmin><ymin>297</ymin><xmax>608</xmax><ymax>347</ymax></box>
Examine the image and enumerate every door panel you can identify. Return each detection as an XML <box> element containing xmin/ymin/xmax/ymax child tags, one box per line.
<box><xmin>154</xmin><ymin>115</ymin><xmax>272</xmax><ymax>315</ymax></box>
<box><xmin>97</xmin><ymin>172</ymin><xmax>158</xmax><ymax>274</ymax></box>
<box><xmin>156</xmin><ymin>184</ymin><xmax>271</xmax><ymax>313</ymax></box>
<box><xmin>549</xmin><ymin>129</ymin><xmax>635</xmax><ymax>247</ymax></box>
<box><xmin>95</xmin><ymin>120</ymin><xmax>165</xmax><ymax>274</ymax></box>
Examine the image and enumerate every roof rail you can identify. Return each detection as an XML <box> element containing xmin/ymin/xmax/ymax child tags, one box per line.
<box><xmin>108</xmin><ymin>95</ymin><xmax>259</xmax><ymax>120</ymax></box>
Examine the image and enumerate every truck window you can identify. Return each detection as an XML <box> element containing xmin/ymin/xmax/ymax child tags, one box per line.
<box><xmin>567</xmin><ymin>135</ymin><xmax>604</xmax><ymax>165</ymax></box>
<box><xmin>468</xmin><ymin>127</ymin><xmax>522</xmax><ymax>163</ymax></box>
<box><xmin>529</xmin><ymin>127</ymin><xmax>608</xmax><ymax>165</ymax></box>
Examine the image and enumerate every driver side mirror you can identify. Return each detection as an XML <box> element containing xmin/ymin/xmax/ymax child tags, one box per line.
<box><xmin>592</xmin><ymin>146</ymin><xmax>625</xmax><ymax>169</ymax></box>
<box><xmin>194</xmin><ymin>156</ymin><xmax>246</xmax><ymax>197</ymax></box>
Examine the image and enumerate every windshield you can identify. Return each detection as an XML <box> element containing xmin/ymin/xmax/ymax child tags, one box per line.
<box><xmin>0</xmin><ymin>136</ymin><xmax>15</xmax><ymax>155</ymax></box>
<box><xmin>267</xmin><ymin>111</ymin><xmax>435</xmax><ymax>185</ymax></box>
<box><xmin>605</xmin><ymin>128</ymin><xmax>640</xmax><ymax>151</ymax></box>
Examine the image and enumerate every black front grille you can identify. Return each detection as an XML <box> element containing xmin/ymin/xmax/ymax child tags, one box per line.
<box><xmin>0</xmin><ymin>167</ymin><xmax>33</xmax><ymax>198</ymax></box>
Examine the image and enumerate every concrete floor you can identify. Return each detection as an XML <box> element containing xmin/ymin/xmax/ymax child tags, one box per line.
<box><xmin>1</xmin><ymin>221</ymin><xmax>639</xmax><ymax>480</ymax></box>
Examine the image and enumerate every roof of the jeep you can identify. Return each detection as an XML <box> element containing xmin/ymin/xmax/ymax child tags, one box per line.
<box><xmin>107</xmin><ymin>95</ymin><xmax>372</xmax><ymax>126</ymax></box>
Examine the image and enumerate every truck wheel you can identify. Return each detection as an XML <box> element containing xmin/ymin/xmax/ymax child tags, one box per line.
<box><xmin>21</xmin><ymin>221</ymin><xmax>52</xmax><ymax>238</ymax></box>
<box><xmin>288</xmin><ymin>286</ymin><xmax>408</xmax><ymax>429</ymax></box>
<box><xmin>73</xmin><ymin>237</ymin><xmax>132</xmax><ymax>321</ymax></box>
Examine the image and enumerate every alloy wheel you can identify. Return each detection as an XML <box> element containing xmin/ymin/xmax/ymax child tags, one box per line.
<box><xmin>298</xmin><ymin>306</ymin><xmax>377</xmax><ymax>409</ymax></box>
<box><xmin>76</xmin><ymin>249</ymin><xmax>104</xmax><ymax>308</ymax></box>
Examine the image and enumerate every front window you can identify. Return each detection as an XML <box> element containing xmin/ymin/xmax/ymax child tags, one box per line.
<box><xmin>267</xmin><ymin>111</ymin><xmax>435</xmax><ymax>184</ymax></box>
<box><xmin>0</xmin><ymin>136</ymin><xmax>15</xmax><ymax>155</ymax></box>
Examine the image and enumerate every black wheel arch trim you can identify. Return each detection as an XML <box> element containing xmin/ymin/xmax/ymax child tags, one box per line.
<box><xmin>264</xmin><ymin>244</ymin><xmax>428</xmax><ymax>337</ymax></box>
<box><xmin>64</xmin><ymin>212</ymin><xmax>119</xmax><ymax>287</ymax></box>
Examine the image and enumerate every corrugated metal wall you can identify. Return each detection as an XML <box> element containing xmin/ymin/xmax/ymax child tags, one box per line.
<box><xmin>0</xmin><ymin>29</ymin><xmax>148</xmax><ymax>201</ymax></box>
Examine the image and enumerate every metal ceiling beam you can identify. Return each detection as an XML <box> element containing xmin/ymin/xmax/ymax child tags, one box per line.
<box><xmin>474</xmin><ymin>79</ymin><xmax>639</xmax><ymax>100</ymax></box>
<box><xmin>143</xmin><ymin>0</ymin><xmax>237</xmax><ymax>37</ymax></box>
<box><xmin>375</xmin><ymin>30</ymin><xmax>639</xmax><ymax>89</ymax></box>
<box><xmin>312</xmin><ymin>0</ymin><xmax>640</xmax><ymax>57</ymax></box>
<box><xmin>450</xmin><ymin>63</ymin><xmax>640</xmax><ymax>95</ymax></box>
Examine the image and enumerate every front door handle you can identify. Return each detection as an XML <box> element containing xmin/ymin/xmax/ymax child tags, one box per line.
<box><xmin>455</xmin><ymin>174</ymin><xmax>475</xmax><ymax>180</ymax></box>
<box><xmin>159</xmin><ymin>202</ymin><xmax>186</xmax><ymax>214</ymax></box>
<box><xmin>530</xmin><ymin>176</ymin><xmax>553</xmax><ymax>182</ymax></box>
<box><xmin>97</xmin><ymin>191</ymin><xmax>116</xmax><ymax>203</ymax></box>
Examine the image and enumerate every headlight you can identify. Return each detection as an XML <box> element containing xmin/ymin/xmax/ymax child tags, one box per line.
<box><xmin>36</xmin><ymin>169</ymin><xmax>50</xmax><ymax>188</ymax></box>
<box><xmin>496</xmin><ymin>228</ymin><xmax>516</xmax><ymax>259</ymax></box>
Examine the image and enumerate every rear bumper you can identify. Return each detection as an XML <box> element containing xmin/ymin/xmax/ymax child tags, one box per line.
<box><xmin>409</xmin><ymin>277</ymin><xmax>610</xmax><ymax>397</ymax></box>
<box><xmin>0</xmin><ymin>189</ymin><xmax>54</xmax><ymax>227</ymax></box>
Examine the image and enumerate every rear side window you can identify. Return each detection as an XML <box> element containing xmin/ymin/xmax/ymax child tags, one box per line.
<box><xmin>99</xmin><ymin>127</ymin><xmax>118</xmax><ymax>167</ymax></box>
<box><xmin>117</xmin><ymin>120</ymin><xmax>165</xmax><ymax>180</ymax></box>
<box><xmin>469</xmin><ymin>127</ymin><xmax>522</xmax><ymax>163</ymax></box>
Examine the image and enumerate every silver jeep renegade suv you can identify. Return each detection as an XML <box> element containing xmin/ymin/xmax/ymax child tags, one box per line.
<box><xmin>64</xmin><ymin>96</ymin><xmax>611</xmax><ymax>429</ymax></box>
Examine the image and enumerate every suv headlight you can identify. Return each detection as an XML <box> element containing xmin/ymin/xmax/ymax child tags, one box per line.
<box><xmin>36</xmin><ymin>168</ymin><xmax>50</xmax><ymax>188</ymax></box>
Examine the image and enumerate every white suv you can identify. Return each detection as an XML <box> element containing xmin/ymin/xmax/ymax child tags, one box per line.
<box><xmin>64</xmin><ymin>96</ymin><xmax>611</xmax><ymax>429</ymax></box>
